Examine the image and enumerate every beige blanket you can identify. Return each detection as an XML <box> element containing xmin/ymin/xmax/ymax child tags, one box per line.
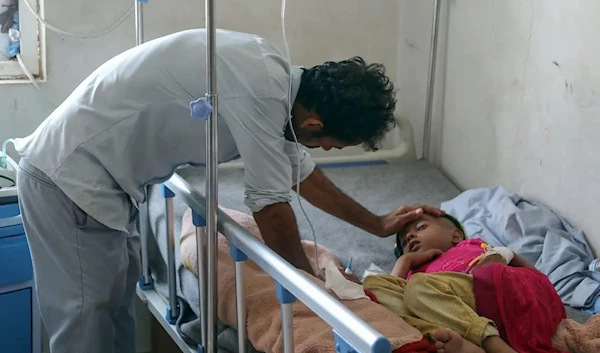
<box><xmin>179</xmin><ymin>207</ymin><xmax>424</xmax><ymax>353</ymax></box>
<box><xmin>552</xmin><ymin>313</ymin><xmax>600</xmax><ymax>353</ymax></box>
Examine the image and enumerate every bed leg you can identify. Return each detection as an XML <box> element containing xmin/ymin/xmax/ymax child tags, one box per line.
<box><xmin>138</xmin><ymin>187</ymin><xmax>155</xmax><ymax>290</ymax></box>
<box><xmin>192</xmin><ymin>210</ymin><xmax>208</xmax><ymax>352</ymax></box>
<box><xmin>276</xmin><ymin>282</ymin><xmax>296</xmax><ymax>353</ymax></box>
<box><xmin>230</xmin><ymin>244</ymin><xmax>248</xmax><ymax>353</ymax></box>
<box><xmin>163</xmin><ymin>184</ymin><xmax>180</xmax><ymax>325</ymax></box>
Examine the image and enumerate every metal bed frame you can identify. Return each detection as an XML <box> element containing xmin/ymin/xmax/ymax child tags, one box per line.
<box><xmin>134</xmin><ymin>1</ymin><xmax>442</xmax><ymax>352</ymax></box>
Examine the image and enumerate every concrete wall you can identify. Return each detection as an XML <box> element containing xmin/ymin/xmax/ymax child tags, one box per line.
<box><xmin>1</xmin><ymin>0</ymin><xmax>401</xmax><ymax>160</ymax></box>
<box><xmin>431</xmin><ymin>0</ymin><xmax>600</xmax><ymax>254</ymax></box>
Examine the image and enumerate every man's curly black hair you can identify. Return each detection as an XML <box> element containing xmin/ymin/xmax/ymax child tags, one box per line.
<box><xmin>295</xmin><ymin>56</ymin><xmax>397</xmax><ymax>151</ymax></box>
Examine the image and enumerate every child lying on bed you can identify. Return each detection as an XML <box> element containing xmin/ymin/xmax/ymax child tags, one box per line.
<box><xmin>340</xmin><ymin>213</ymin><xmax>567</xmax><ymax>353</ymax></box>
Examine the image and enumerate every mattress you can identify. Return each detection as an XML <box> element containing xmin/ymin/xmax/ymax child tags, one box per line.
<box><xmin>144</xmin><ymin>160</ymin><xmax>591</xmax><ymax>352</ymax></box>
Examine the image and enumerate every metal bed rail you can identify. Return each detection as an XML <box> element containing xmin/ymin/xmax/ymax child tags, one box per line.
<box><xmin>148</xmin><ymin>173</ymin><xmax>393</xmax><ymax>353</ymax></box>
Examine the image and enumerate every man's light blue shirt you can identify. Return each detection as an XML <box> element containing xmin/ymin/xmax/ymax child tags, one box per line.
<box><xmin>15</xmin><ymin>29</ymin><xmax>315</xmax><ymax>232</ymax></box>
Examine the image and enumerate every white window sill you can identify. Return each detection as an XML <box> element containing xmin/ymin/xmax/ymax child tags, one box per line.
<box><xmin>0</xmin><ymin>0</ymin><xmax>46</xmax><ymax>83</ymax></box>
<box><xmin>0</xmin><ymin>59</ymin><xmax>45</xmax><ymax>83</ymax></box>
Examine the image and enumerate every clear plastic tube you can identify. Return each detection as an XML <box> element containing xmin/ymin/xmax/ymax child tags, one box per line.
<box><xmin>281</xmin><ymin>0</ymin><xmax>320</xmax><ymax>272</ymax></box>
<box><xmin>1</xmin><ymin>138</ymin><xmax>16</xmax><ymax>169</ymax></box>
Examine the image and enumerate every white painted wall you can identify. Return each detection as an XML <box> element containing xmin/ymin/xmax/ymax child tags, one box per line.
<box><xmin>2</xmin><ymin>1</ymin><xmax>401</xmax><ymax>352</ymax></box>
<box><xmin>429</xmin><ymin>0</ymin><xmax>600</xmax><ymax>255</ymax></box>
<box><xmin>1</xmin><ymin>0</ymin><xmax>403</xmax><ymax>161</ymax></box>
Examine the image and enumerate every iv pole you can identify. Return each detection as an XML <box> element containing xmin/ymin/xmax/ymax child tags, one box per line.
<box><xmin>422</xmin><ymin>0</ymin><xmax>441</xmax><ymax>160</ymax></box>
<box><xmin>204</xmin><ymin>0</ymin><xmax>219</xmax><ymax>351</ymax></box>
<box><xmin>133</xmin><ymin>0</ymin><xmax>217</xmax><ymax>350</ymax></box>
<box><xmin>135</xmin><ymin>0</ymin><xmax>144</xmax><ymax>46</ymax></box>
<box><xmin>136</xmin><ymin>0</ymin><xmax>154</xmax><ymax>291</ymax></box>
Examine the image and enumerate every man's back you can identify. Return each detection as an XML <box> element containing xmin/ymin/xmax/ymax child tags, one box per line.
<box><xmin>14</xmin><ymin>29</ymin><xmax>299</xmax><ymax>232</ymax></box>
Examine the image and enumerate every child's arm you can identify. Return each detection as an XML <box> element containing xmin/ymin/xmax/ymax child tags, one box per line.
<box><xmin>391</xmin><ymin>257</ymin><xmax>413</xmax><ymax>279</ymax></box>
<box><xmin>475</xmin><ymin>247</ymin><xmax>535</xmax><ymax>269</ymax></box>
<box><xmin>337</xmin><ymin>249</ymin><xmax>444</xmax><ymax>282</ymax></box>
<box><xmin>509</xmin><ymin>253</ymin><xmax>535</xmax><ymax>268</ymax></box>
<box><xmin>391</xmin><ymin>249</ymin><xmax>443</xmax><ymax>279</ymax></box>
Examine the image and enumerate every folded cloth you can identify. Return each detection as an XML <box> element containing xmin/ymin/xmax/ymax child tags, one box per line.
<box><xmin>552</xmin><ymin>313</ymin><xmax>600</xmax><ymax>353</ymax></box>
<box><xmin>361</xmin><ymin>263</ymin><xmax>387</xmax><ymax>281</ymax></box>
<box><xmin>324</xmin><ymin>260</ymin><xmax>369</xmax><ymax>300</ymax></box>
<box><xmin>179</xmin><ymin>207</ymin><xmax>426</xmax><ymax>353</ymax></box>
<box><xmin>472</xmin><ymin>263</ymin><xmax>567</xmax><ymax>353</ymax></box>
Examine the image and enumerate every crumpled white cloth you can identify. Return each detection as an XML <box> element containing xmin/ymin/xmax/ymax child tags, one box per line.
<box><xmin>324</xmin><ymin>260</ymin><xmax>368</xmax><ymax>300</ymax></box>
<box><xmin>361</xmin><ymin>263</ymin><xmax>387</xmax><ymax>281</ymax></box>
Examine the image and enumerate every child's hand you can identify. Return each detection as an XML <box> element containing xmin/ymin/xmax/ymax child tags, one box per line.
<box><xmin>474</xmin><ymin>254</ymin><xmax>507</xmax><ymax>268</ymax></box>
<box><xmin>391</xmin><ymin>249</ymin><xmax>443</xmax><ymax>278</ymax></box>
<box><xmin>402</xmin><ymin>249</ymin><xmax>444</xmax><ymax>268</ymax></box>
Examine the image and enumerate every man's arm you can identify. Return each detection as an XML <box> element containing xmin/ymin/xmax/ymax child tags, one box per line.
<box><xmin>292</xmin><ymin>167</ymin><xmax>383</xmax><ymax>235</ymax></box>
<box><xmin>219</xmin><ymin>98</ymin><xmax>316</xmax><ymax>275</ymax></box>
<box><xmin>253</xmin><ymin>202</ymin><xmax>315</xmax><ymax>276</ymax></box>
<box><xmin>292</xmin><ymin>167</ymin><xmax>444</xmax><ymax>236</ymax></box>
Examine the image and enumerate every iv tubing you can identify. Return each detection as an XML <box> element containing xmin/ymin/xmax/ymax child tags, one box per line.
<box><xmin>281</xmin><ymin>0</ymin><xmax>321</xmax><ymax>274</ymax></box>
<box><xmin>1</xmin><ymin>139</ymin><xmax>16</xmax><ymax>169</ymax></box>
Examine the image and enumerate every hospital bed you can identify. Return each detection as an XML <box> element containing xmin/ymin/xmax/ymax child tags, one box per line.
<box><xmin>138</xmin><ymin>159</ymin><xmax>595</xmax><ymax>353</ymax></box>
<box><xmin>133</xmin><ymin>1</ymin><xmax>594</xmax><ymax>352</ymax></box>
<box><xmin>139</xmin><ymin>160</ymin><xmax>459</xmax><ymax>353</ymax></box>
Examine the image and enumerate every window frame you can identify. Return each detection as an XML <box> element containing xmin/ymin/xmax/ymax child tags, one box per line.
<box><xmin>0</xmin><ymin>0</ymin><xmax>45</xmax><ymax>83</ymax></box>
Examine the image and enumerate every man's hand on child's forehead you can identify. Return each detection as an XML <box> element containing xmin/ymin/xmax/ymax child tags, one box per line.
<box><xmin>393</xmin><ymin>204</ymin><xmax>445</xmax><ymax>218</ymax></box>
<box><xmin>379</xmin><ymin>204</ymin><xmax>445</xmax><ymax>237</ymax></box>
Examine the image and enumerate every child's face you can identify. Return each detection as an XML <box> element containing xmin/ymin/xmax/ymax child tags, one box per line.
<box><xmin>398</xmin><ymin>214</ymin><xmax>463</xmax><ymax>254</ymax></box>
